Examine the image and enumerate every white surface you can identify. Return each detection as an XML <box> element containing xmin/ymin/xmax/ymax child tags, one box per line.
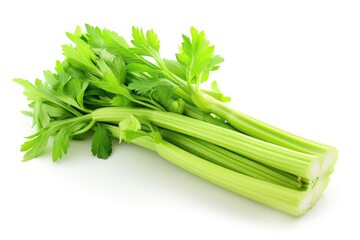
<box><xmin>1</xmin><ymin>0</ymin><xmax>359</xmax><ymax>239</ymax></box>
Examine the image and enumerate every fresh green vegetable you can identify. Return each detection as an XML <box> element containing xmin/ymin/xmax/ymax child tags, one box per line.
<box><xmin>15</xmin><ymin>24</ymin><xmax>338</xmax><ymax>217</ymax></box>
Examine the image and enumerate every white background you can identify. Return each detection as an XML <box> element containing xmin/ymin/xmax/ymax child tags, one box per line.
<box><xmin>1</xmin><ymin>0</ymin><xmax>359</xmax><ymax>239</ymax></box>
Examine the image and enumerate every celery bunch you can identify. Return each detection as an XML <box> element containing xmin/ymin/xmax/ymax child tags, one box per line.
<box><xmin>15</xmin><ymin>25</ymin><xmax>338</xmax><ymax>217</ymax></box>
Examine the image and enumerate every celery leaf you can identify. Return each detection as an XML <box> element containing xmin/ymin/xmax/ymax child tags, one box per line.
<box><xmin>91</xmin><ymin>123</ymin><xmax>112</xmax><ymax>159</ymax></box>
<box><xmin>176</xmin><ymin>27</ymin><xmax>224</xmax><ymax>85</ymax></box>
<box><xmin>131</xmin><ymin>27</ymin><xmax>160</xmax><ymax>56</ymax></box>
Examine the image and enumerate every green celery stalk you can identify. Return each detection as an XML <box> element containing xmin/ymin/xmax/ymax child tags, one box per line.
<box><xmin>159</xmin><ymin>129</ymin><xmax>303</xmax><ymax>189</ymax></box>
<box><xmin>104</xmin><ymin>124</ymin><xmax>314</xmax><ymax>217</ymax></box>
<box><xmin>191</xmin><ymin>92</ymin><xmax>338</xmax><ymax>175</ymax></box>
<box><xmin>92</xmin><ymin>107</ymin><xmax>321</xmax><ymax>179</ymax></box>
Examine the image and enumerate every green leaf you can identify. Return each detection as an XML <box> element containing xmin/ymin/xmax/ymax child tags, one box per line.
<box><xmin>50</xmin><ymin>78</ymin><xmax>89</xmax><ymax>111</ymax></box>
<box><xmin>76</xmin><ymin>81</ymin><xmax>89</xmax><ymax>109</ymax></box>
<box><xmin>62</xmin><ymin>45</ymin><xmax>97</xmax><ymax>75</ymax></box>
<box><xmin>63</xmin><ymin>62</ymin><xmax>88</xmax><ymax>81</ymax></box>
<box><xmin>120</xmin><ymin>115</ymin><xmax>141</xmax><ymax>132</ymax></box>
<box><xmin>33</xmin><ymin>101</ymin><xmax>50</xmax><ymax>130</ymax></box>
<box><xmin>85</xmin><ymin>94</ymin><xmax>133</xmax><ymax>108</ymax></box>
<box><xmin>91</xmin><ymin>123</ymin><xmax>112</xmax><ymax>159</ymax></box>
<box><xmin>163</xmin><ymin>59</ymin><xmax>186</xmax><ymax>80</ymax></box>
<box><xmin>128</xmin><ymin>77</ymin><xmax>168</xmax><ymax>95</ymax></box>
<box><xmin>146</xmin><ymin>29</ymin><xmax>160</xmax><ymax>51</ymax></box>
<box><xmin>64</xmin><ymin>78</ymin><xmax>84</xmax><ymax>101</ymax></box>
<box><xmin>110</xmin><ymin>56</ymin><xmax>127</xmax><ymax>83</ymax></box>
<box><xmin>119</xmin><ymin>115</ymin><xmax>146</xmax><ymax>143</ymax></box>
<box><xmin>42</xmin><ymin>102</ymin><xmax>74</xmax><ymax>119</ymax></box>
<box><xmin>84</xmin><ymin>24</ymin><xmax>143</xmax><ymax>64</ymax></box>
<box><xmin>21</xmin><ymin>110</ymin><xmax>33</xmax><ymax>117</ymax></box>
<box><xmin>89</xmin><ymin>75</ymin><xmax>135</xmax><ymax>102</ymax></box>
<box><xmin>128</xmin><ymin>77</ymin><xmax>180</xmax><ymax>112</ymax></box>
<box><xmin>176</xmin><ymin>27</ymin><xmax>224</xmax><ymax>85</ymax></box>
<box><xmin>21</xmin><ymin>120</ymin><xmax>84</xmax><ymax>162</ymax></box>
<box><xmin>66</xmin><ymin>30</ymin><xmax>97</xmax><ymax>62</ymax></box>
<box><xmin>85</xmin><ymin>24</ymin><xmax>129</xmax><ymax>49</ymax></box>
<box><xmin>54</xmin><ymin>62</ymin><xmax>72</xmax><ymax>89</ymax></box>
<box><xmin>43</xmin><ymin>70</ymin><xmax>59</xmax><ymax>89</ymax></box>
<box><xmin>62</xmin><ymin>30</ymin><xmax>99</xmax><ymax>75</ymax></box>
<box><xmin>102</xmin><ymin>29</ymin><xmax>130</xmax><ymax>49</ymax></box>
<box><xmin>84</xmin><ymin>25</ymin><xmax>105</xmax><ymax>48</ymax></box>
<box><xmin>13</xmin><ymin>78</ymin><xmax>43</xmax><ymax>101</ymax></box>
<box><xmin>126</xmin><ymin>63</ymin><xmax>159</xmax><ymax>74</ymax></box>
<box><xmin>96</xmin><ymin>49</ymin><xmax>127</xmax><ymax>84</ymax></box>
<box><xmin>131</xmin><ymin>27</ymin><xmax>160</xmax><ymax>56</ymax></box>
<box><xmin>109</xmin><ymin>95</ymin><xmax>133</xmax><ymax>107</ymax></box>
<box><xmin>14</xmin><ymin>78</ymin><xmax>82</xmax><ymax>117</ymax></box>
<box><xmin>52</xmin><ymin>125</ymin><xmax>74</xmax><ymax>161</ymax></box>
<box><xmin>44</xmin><ymin>63</ymin><xmax>90</xmax><ymax>112</ymax></box>
<box><xmin>21</xmin><ymin>128</ymin><xmax>54</xmax><ymax>161</ymax></box>
<box><xmin>96</xmin><ymin>48</ymin><xmax>115</xmax><ymax>64</ymax></box>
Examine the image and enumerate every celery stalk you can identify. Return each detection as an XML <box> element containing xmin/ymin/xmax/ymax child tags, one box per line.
<box><xmin>105</xmin><ymin>124</ymin><xmax>314</xmax><ymax>217</ymax></box>
<box><xmin>92</xmin><ymin>107</ymin><xmax>322</xmax><ymax>179</ymax></box>
<box><xmin>191</xmin><ymin>92</ymin><xmax>338</xmax><ymax>175</ymax></box>
<box><xmin>159</xmin><ymin>129</ymin><xmax>303</xmax><ymax>189</ymax></box>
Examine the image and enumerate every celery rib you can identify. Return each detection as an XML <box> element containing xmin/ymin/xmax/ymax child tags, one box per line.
<box><xmin>204</xmin><ymin>95</ymin><xmax>338</xmax><ymax>173</ymax></box>
<box><xmin>160</xmin><ymin>129</ymin><xmax>302</xmax><ymax>189</ymax></box>
<box><xmin>155</xmin><ymin>139</ymin><xmax>312</xmax><ymax>217</ymax></box>
<box><xmin>93</xmin><ymin>107</ymin><xmax>321</xmax><ymax>179</ymax></box>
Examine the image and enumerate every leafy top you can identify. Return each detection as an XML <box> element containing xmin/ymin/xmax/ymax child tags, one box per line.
<box><xmin>176</xmin><ymin>27</ymin><xmax>224</xmax><ymax>88</ymax></box>
<box><xmin>131</xmin><ymin>27</ymin><xmax>160</xmax><ymax>56</ymax></box>
<box><xmin>15</xmin><ymin>24</ymin><xmax>229</xmax><ymax>163</ymax></box>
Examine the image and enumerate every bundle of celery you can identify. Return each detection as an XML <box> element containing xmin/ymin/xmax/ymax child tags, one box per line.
<box><xmin>15</xmin><ymin>25</ymin><xmax>338</xmax><ymax>217</ymax></box>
